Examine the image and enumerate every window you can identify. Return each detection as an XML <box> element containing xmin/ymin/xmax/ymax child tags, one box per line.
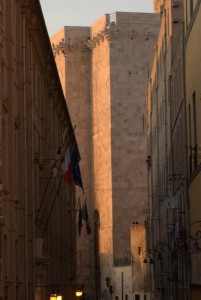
<box><xmin>135</xmin><ymin>295</ymin><xmax>140</xmax><ymax>300</ymax></box>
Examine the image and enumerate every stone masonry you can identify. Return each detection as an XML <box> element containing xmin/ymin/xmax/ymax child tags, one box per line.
<box><xmin>51</xmin><ymin>12</ymin><xmax>160</xmax><ymax>300</ymax></box>
<box><xmin>153</xmin><ymin>0</ymin><xmax>165</xmax><ymax>13</ymax></box>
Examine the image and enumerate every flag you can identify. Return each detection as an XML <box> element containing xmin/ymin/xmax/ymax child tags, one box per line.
<box><xmin>71</xmin><ymin>144</ymin><xmax>83</xmax><ymax>191</ymax></box>
<box><xmin>51</xmin><ymin>145</ymin><xmax>62</xmax><ymax>177</ymax></box>
<box><xmin>82</xmin><ymin>202</ymin><xmax>91</xmax><ymax>235</ymax></box>
<box><xmin>61</xmin><ymin>148</ymin><xmax>73</xmax><ymax>187</ymax></box>
<box><xmin>78</xmin><ymin>203</ymin><xmax>82</xmax><ymax>236</ymax></box>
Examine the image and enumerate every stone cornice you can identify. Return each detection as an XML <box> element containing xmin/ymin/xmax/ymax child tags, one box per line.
<box><xmin>52</xmin><ymin>22</ymin><xmax>155</xmax><ymax>55</ymax></box>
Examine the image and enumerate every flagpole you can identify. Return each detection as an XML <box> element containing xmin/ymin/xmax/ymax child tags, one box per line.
<box><xmin>34</xmin><ymin>169</ymin><xmax>53</xmax><ymax>225</ymax></box>
<box><xmin>35</xmin><ymin>123</ymin><xmax>86</xmax><ymax>240</ymax></box>
<box><xmin>68</xmin><ymin>201</ymin><xmax>80</xmax><ymax>249</ymax></box>
<box><xmin>34</xmin><ymin>122</ymin><xmax>71</xmax><ymax>226</ymax></box>
<box><xmin>35</xmin><ymin>124</ymin><xmax>75</xmax><ymax>231</ymax></box>
<box><xmin>42</xmin><ymin>176</ymin><xmax>63</xmax><ymax>238</ymax></box>
<box><xmin>36</xmin><ymin>177</ymin><xmax>61</xmax><ymax>237</ymax></box>
<box><xmin>69</xmin><ymin>199</ymin><xmax>87</xmax><ymax>246</ymax></box>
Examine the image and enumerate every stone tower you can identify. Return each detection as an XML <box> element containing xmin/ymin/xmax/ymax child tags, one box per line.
<box><xmin>51</xmin><ymin>12</ymin><xmax>160</xmax><ymax>300</ymax></box>
<box><xmin>153</xmin><ymin>0</ymin><xmax>165</xmax><ymax>13</ymax></box>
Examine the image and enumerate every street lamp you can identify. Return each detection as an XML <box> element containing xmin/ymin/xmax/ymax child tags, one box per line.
<box><xmin>50</xmin><ymin>294</ymin><xmax>63</xmax><ymax>300</ymax></box>
<box><xmin>75</xmin><ymin>289</ymin><xmax>83</xmax><ymax>297</ymax></box>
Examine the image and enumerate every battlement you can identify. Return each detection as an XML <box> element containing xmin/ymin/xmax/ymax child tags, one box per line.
<box><xmin>52</xmin><ymin>12</ymin><xmax>160</xmax><ymax>54</ymax></box>
<box><xmin>154</xmin><ymin>0</ymin><xmax>165</xmax><ymax>13</ymax></box>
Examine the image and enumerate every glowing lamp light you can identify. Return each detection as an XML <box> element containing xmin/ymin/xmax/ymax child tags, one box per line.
<box><xmin>50</xmin><ymin>294</ymin><xmax>63</xmax><ymax>300</ymax></box>
<box><xmin>75</xmin><ymin>290</ymin><xmax>83</xmax><ymax>297</ymax></box>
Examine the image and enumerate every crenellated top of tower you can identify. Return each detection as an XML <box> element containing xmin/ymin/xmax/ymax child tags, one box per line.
<box><xmin>153</xmin><ymin>0</ymin><xmax>165</xmax><ymax>13</ymax></box>
<box><xmin>51</xmin><ymin>12</ymin><xmax>160</xmax><ymax>55</ymax></box>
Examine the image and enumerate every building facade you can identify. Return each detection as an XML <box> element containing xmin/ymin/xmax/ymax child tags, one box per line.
<box><xmin>184</xmin><ymin>1</ymin><xmax>201</xmax><ymax>299</ymax></box>
<box><xmin>147</xmin><ymin>0</ymin><xmax>190</xmax><ymax>299</ymax></box>
<box><xmin>51</xmin><ymin>12</ymin><xmax>160</xmax><ymax>300</ymax></box>
<box><xmin>0</xmin><ymin>1</ymin><xmax>77</xmax><ymax>299</ymax></box>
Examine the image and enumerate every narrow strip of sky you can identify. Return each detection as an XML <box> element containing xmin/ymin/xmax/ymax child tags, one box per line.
<box><xmin>40</xmin><ymin>0</ymin><xmax>154</xmax><ymax>36</ymax></box>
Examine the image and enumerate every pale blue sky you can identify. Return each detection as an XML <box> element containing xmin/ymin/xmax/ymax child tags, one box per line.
<box><xmin>40</xmin><ymin>0</ymin><xmax>154</xmax><ymax>37</ymax></box>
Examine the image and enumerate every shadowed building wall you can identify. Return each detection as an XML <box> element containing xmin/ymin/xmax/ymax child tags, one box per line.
<box><xmin>184</xmin><ymin>1</ymin><xmax>201</xmax><ymax>299</ymax></box>
<box><xmin>147</xmin><ymin>1</ymin><xmax>190</xmax><ymax>299</ymax></box>
<box><xmin>0</xmin><ymin>1</ymin><xmax>77</xmax><ymax>299</ymax></box>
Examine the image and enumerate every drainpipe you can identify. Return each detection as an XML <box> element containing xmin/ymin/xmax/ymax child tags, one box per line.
<box><xmin>148</xmin><ymin>80</ymin><xmax>155</xmax><ymax>300</ymax></box>
<box><xmin>0</xmin><ymin>3</ymin><xmax>3</xmax><ymax>298</ymax></box>
<box><xmin>163</xmin><ymin>8</ymin><xmax>169</xmax><ymax>239</ymax></box>
<box><xmin>121</xmin><ymin>272</ymin><xmax>124</xmax><ymax>300</ymax></box>
<box><xmin>163</xmin><ymin>9</ymin><xmax>172</xmax><ymax>299</ymax></box>
<box><xmin>155</xmin><ymin>43</ymin><xmax>160</xmax><ymax>241</ymax></box>
<box><xmin>182</xmin><ymin>23</ymin><xmax>191</xmax><ymax>300</ymax></box>
<box><xmin>0</xmin><ymin>204</ymin><xmax>3</xmax><ymax>300</ymax></box>
<box><xmin>29</xmin><ymin>33</ymin><xmax>35</xmax><ymax>299</ymax></box>
<box><xmin>22</xmin><ymin>11</ymin><xmax>28</xmax><ymax>300</ymax></box>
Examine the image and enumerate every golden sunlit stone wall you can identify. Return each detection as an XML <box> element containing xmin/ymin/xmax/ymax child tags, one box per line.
<box><xmin>131</xmin><ymin>224</ymin><xmax>151</xmax><ymax>298</ymax></box>
<box><xmin>51</xmin><ymin>27</ymin><xmax>66</xmax><ymax>93</ymax></box>
<box><xmin>185</xmin><ymin>3</ymin><xmax>201</xmax><ymax>298</ymax></box>
<box><xmin>154</xmin><ymin>0</ymin><xmax>165</xmax><ymax>13</ymax></box>
<box><xmin>51</xmin><ymin>26</ymin><xmax>95</xmax><ymax>299</ymax></box>
<box><xmin>51</xmin><ymin>11</ymin><xmax>160</xmax><ymax>300</ymax></box>
<box><xmin>91</xmin><ymin>13</ymin><xmax>114</xmax><ymax>294</ymax></box>
<box><xmin>109</xmin><ymin>12</ymin><xmax>160</xmax><ymax>260</ymax></box>
<box><xmin>91</xmin><ymin>12</ymin><xmax>160</xmax><ymax>298</ymax></box>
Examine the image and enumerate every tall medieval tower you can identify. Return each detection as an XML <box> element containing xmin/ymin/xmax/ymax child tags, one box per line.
<box><xmin>153</xmin><ymin>0</ymin><xmax>165</xmax><ymax>13</ymax></box>
<box><xmin>51</xmin><ymin>12</ymin><xmax>160</xmax><ymax>300</ymax></box>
